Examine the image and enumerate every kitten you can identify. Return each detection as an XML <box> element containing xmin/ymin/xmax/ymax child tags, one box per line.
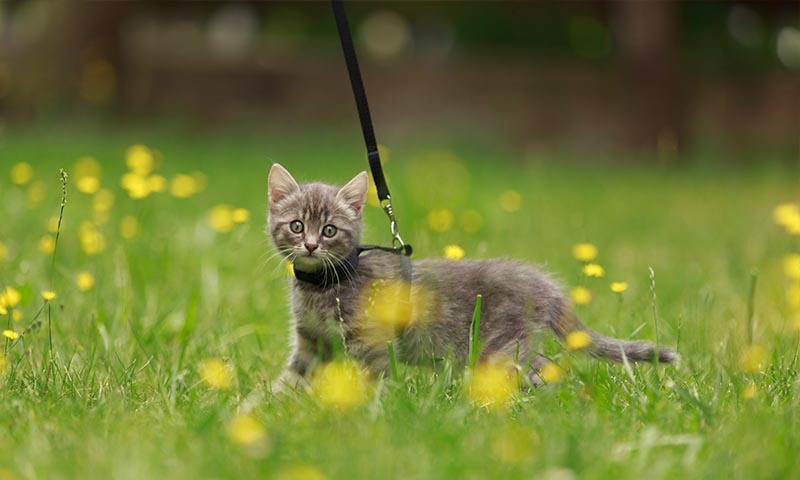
<box><xmin>267</xmin><ymin>163</ymin><xmax>677</xmax><ymax>391</ymax></box>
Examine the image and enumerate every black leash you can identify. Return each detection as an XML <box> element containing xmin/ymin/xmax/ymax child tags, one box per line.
<box><xmin>331</xmin><ymin>0</ymin><xmax>411</xmax><ymax>256</ymax></box>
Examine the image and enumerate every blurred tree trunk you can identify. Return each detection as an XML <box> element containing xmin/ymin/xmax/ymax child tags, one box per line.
<box><xmin>614</xmin><ymin>0</ymin><xmax>686</xmax><ymax>157</ymax></box>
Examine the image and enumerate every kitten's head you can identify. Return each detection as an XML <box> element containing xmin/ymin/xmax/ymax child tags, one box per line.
<box><xmin>267</xmin><ymin>163</ymin><xmax>368</xmax><ymax>272</ymax></box>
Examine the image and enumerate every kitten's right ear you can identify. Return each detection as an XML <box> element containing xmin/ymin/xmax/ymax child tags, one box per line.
<box><xmin>268</xmin><ymin>163</ymin><xmax>300</xmax><ymax>205</ymax></box>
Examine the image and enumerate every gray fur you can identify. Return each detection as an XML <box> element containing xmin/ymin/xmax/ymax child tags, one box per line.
<box><xmin>266</xmin><ymin>164</ymin><xmax>678</xmax><ymax>391</ymax></box>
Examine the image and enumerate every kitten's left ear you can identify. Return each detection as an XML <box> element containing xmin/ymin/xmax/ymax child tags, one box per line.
<box><xmin>336</xmin><ymin>171</ymin><xmax>369</xmax><ymax>214</ymax></box>
<box><xmin>268</xmin><ymin>163</ymin><xmax>300</xmax><ymax>206</ymax></box>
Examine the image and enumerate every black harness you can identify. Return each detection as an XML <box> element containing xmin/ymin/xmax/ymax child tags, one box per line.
<box><xmin>294</xmin><ymin>1</ymin><xmax>413</xmax><ymax>290</ymax></box>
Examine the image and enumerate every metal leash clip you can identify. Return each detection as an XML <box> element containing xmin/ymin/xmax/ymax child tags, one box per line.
<box><xmin>380</xmin><ymin>196</ymin><xmax>406</xmax><ymax>250</ymax></box>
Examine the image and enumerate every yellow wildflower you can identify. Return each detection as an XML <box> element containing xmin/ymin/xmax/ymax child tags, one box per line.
<box><xmin>571</xmin><ymin>286</ymin><xmax>592</xmax><ymax>305</ymax></box>
<box><xmin>788</xmin><ymin>284</ymin><xmax>800</xmax><ymax>310</ymax></box>
<box><xmin>739</xmin><ymin>344</ymin><xmax>767</xmax><ymax>374</ymax></box>
<box><xmin>147</xmin><ymin>174</ymin><xmax>167</xmax><ymax>193</ymax></box>
<box><xmin>312</xmin><ymin>359</ymin><xmax>370</xmax><ymax>409</ymax></box>
<box><xmin>2</xmin><ymin>329</ymin><xmax>20</xmax><ymax>340</ymax></box>
<box><xmin>10</xmin><ymin>162</ymin><xmax>33</xmax><ymax>185</ymax></box>
<box><xmin>74</xmin><ymin>156</ymin><xmax>101</xmax><ymax>179</ymax></box>
<box><xmin>79</xmin><ymin>224</ymin><xmax>106</xmax><ymax>255</ymax></box>
<box><xmin>38</xmin><ymin>235</ymin><xmax>56</xmax><ymax>255</ymax></box>
<box><xmin>276</xmin><ymin>465</ymin><xmax>328</xmax><ymax>480</ymax></box>
<box><xmin>0</xmin><ymin>287</ymin><xmax>21</xmax><ymax>308</ymax></box>
<box><xmin>125</xmin><ymin>144</ymin><xmax>154</xmax><ymax>175</ymax></box>
<box><xmin>232</xmin><ymin>208</ymin><xmax>251</xmax><ymax>223</ymax></box>
<box><xmin>460</xmin><ymin>209</ymin><xmax>484</xmax><ymax>233</ymax></box>
<box><xmin>426</xmin><ymin>209</ymin><xmax>454</xmax><ymax>233</ymax></box>
<box><xmin>499</xmin><ymin>190</ymin><xmax>523</xmax><ymax>212</ymax></box>
<box><xmin>121</xmin><ymin>173</ymin><xmax>150</xmax><ymax>199</ymax></box>
<box><xmin>27</xmin><ymin>180</ymin><xmax>46</xmax><ymax>207</ymax></box>
<box><xmin>93</xmin><ymin>188</ymin><xmax>114</xmax><ymax>212</ymax></box>
<box><xmin>0</xmin><ymin>305</ymin><xmax>5</xmax><ymax>315</ymax></box>
<box><xmin>41</xmin><ymin>291</ymin><xmax>57</xmax><ymax>301</ymax></box>
<box><xmin>76</xmin><ymin>176</ymin><xmax>100</xmax><ymax>194</ymax></box>
<box><xmin>76</xmin><ymin>271</ymin><xmax>96</xmax><ymax>292</ymax></box>
<box><xmin>198</xmin><ymin>358</ymin><xmax>235</xmax><ymax>389</ymax></box>
<box><xmin>539</xmin><ymin>361</ymin><xmax>564</xmax><ymax>384</ymax></box>
<box><xmin>366</xmin><ymin>180</ymin><xmax>380</xmax><ymax>208</ymax></box>
<box><xmin>47</xmin><ymin>216</ymin><xmax>61</xmax><ymax>234</ymax></box>
<box><xmin>782</xmin><ymin>254</ymin><xmax>800</xmax><ymax>280</ymax></box>
<box><xmin>286</xmin><ymin>262</ymin><xmax>295</xmax><ymax>277</ymax></box>
<box><xmin>120</xmin><ymin>216</ymin><xmax>140</xmax><ymax>240</ymax></box>
<box><xmin>0</xmin><ymin>241</ymin><xmax>6</xmax><ymax>262</ymax></box>
<box><xmin>582</xmin><ymin>263</ymin><xmax>605</xmax><ymax>278</ymax></box>
<box><xmin>572</xmin><ymin>243</ymin><xmax>598</xmax><ymax>262</ymax></box>
<box><xmin>610</xmin><ymin>281</ymin><xmax>628</xmax><ymax>293</ymax></box>
<box><xmin>565</xmin><ymin>330</ymin><xmax>592</xmax><ymax>351</ymax></box>
<box><xmin>467</xmin><ymin>355</ymin><xmax>518</xmax><ymax>409</ymax></box>
<box><xmin>209</xmin><ymin>205</ymin><xmax>235</xmax><ymax>233</ymax></box>
<box><xmin>444</xmin><ymin>245</ymin><xmax>465</xmax><ymax>260</ymax></box>
<box><xmin>741</xmin><ymin>383</ymin><xmax>758</xmax><ymax>400</ymax></box>
<box><xmin>226</xmin><ymin>414</ymin><xmax>267</xmax><ymax>447</ymax></box>
<box><xmin>773</xmin><ymin>203</ymin><xmax>800</xmax><ymax>228</ymax></box>
<box><xmin>170</xmin><ymin>174</ymin><xmax>199</xmax><ymax>198</ymax></box>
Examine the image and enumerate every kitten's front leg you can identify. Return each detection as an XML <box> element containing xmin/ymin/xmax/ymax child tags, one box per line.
<box><xmin>271</xmin><ymin>333</ymin><xmax>317</xmax><ymax>395</ymax></box>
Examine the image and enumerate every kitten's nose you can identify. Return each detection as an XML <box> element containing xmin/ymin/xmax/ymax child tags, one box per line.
<box><xmin>304</xmin><ymin>242</ymin><xmax>318</xmax><ymax>253</ymax></box>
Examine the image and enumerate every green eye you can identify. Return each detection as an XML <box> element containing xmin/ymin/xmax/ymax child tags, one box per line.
<box><xmin>289</xmin><ymin>220</ymin><xmax>304</xmax><ymax>233</ymax></box>
<box><xmin>322</xmin><ymin>225</ymin><xmax>338</xmax><ymax>237</ymax></box>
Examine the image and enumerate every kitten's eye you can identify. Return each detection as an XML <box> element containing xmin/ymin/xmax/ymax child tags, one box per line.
<box><xmin>322</xmin><ymin>225</ymin><xmax>338</xmax><ymax>237</ymax></box>
<box><xmin>289</xmin><ymin>220</ymin><xmax>304</xmax><ymax>233</ymax></box>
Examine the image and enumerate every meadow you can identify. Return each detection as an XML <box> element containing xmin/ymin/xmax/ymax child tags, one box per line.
<box><xmin>1</xmin><ymin>123</ymin><xmax>798</xmax><ymax>479</ymax></box>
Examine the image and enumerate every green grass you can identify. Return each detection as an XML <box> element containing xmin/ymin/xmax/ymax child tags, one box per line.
<box><xmin>1</xmin><ymin>124</ymin><xmax>799</xmax><ymax>479</ymax></box>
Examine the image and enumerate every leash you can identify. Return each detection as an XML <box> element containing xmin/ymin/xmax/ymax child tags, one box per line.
<box><xmin>331</xmin><ymin>0</ymin><xmax>412</xmax><ymax>256</ymax></box>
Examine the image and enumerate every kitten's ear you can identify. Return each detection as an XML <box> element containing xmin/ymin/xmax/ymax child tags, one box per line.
<box><xmin>336</xmin><ymin>171</ymin><xmax>369</xmax><ymax>214</ymax></box>
<box><xmin>268</xmin><ymin>163</ymin><xmax>300</xmax><ymax>205</ymax></box>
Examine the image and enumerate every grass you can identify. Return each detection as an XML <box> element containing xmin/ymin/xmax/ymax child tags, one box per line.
<box><xmin>0</xmin><ymin>123</ymin><xmax>799</xmax><ymax>479</ymax></box>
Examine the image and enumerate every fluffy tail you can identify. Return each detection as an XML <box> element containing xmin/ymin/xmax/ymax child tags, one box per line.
<box><xmin>551</xmin><ymin>312</ymin><xmax>679</xmax><ymax>363</ymax></box>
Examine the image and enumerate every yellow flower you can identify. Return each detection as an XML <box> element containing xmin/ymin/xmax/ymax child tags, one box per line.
<box><xmin>565</xmin><ymin>330</ymin><xmax>592</xmax><ymax>351</ymax></box>
<box><xmin>10</xmin><ymin>162</ymin><xmax>33</xmax><ymax>185</ymax></box>
<box><xmin>571</xmin><ymin>286</ymin><xmax>592</xmax><ymax>305</ymax></box>
<box><xmin>0</xmin><ymin>305</ymin><xmax>6</xmax><ymax>316</ymax></box>
<box><xmin>539</xmin><ymin>361</ymin><xmax>564</xmax><ymax>384</ymax></box>
<box><xmin>276</xmin><ymin>465</ymin><xmax>328</xmax><ymax>480</ymax></box>
<box><xmin>46</xmin><ymin>216</ymin><xmax>61</xmax><ymax>234</ymax></box>
<box><xmin>312</xmin><ymin>359</ymin><xmax>370</xmax><ymax>409</ymax></box>
<box><xmin>459</xmin><ymin>209</ymin><xmax>484</xmax><ymax>233</ymax></box>
<box><xmin>444</xmin><ymin>245</ymin><xmax>465</xmax><ymax>260</ymax></box>
<box><xmin>467</xmin><ymin>355</ymin><xmax>518</xmax><ymax>409</ymax></box>
<box><xmin>170</xmin><ymin>174</ymin><xmax>199</xmax><ymax>198</ymax></box>
<box><xmin>773</xmin><ymin>203</ymin><xmax>800</xmax><ymax>228</ymax></box>
<box><xmin>739</xmin><ymin>344</ymin><xmax>767</xmax><ymax>374</ymax></box>
<box><xmin>226</xmin><ymin>414</ymin><xmax>267</xmax><ymax>447</ymax></box>
<box><xmin>120</xmin><ymin>216</ymin><xmax>140</xmax><ymax>240</ymax></box>
<box><xmin>783</xmin><ymin>254</ymin><xmax>800</xmax><ymax>280</ymax></box>
<box><xmin>27</xmin><ymin>180</ymin><xmax>47</xmax><ymax>207</ymax></box>
<box><xmin>0</xmin><ymin>287</ymin><xmax>21</xmax><ymax>309</ymax></box>
<box><xmin>79</xmin><ymin>223</ymin><xmax>106</xmax><ymax>255</ymax></box>
<box><xmin>125</xmin><ymin>144</ymin><xmax>154</xmax><ymax>175</ymax></box>
<box><xmin>0</xmin><ymin>241</ymin><xmax>6</xmax><ymax>262</ymax></box>
<box><xmin>2</xmin><ymin>329</ymin><xmax>20</xmax><ymax>340</ymax></box>
<box><xmin>366</xmin><ymin>179</ymin><xmax>380</xmax><ymax>208</ymax></box>
<box><xmin>198</xmin><ymin>358</ymin><xmax>235</xmax><ymax>389</ymax></box>
<box><xmin>209</xmin><ymin>205</ymin><xmax>235</xmax><ymax>233</ymax></box>
<box><xmin>286</xmin><ymin>262</ymin><xmax>295</xmax><ymax>277</ymax></box>
<box><xmin>147</xmin><ymin>174</ymin><xmax>167</xmax><ymax>193</ymax></box>
<box><xmin>572</xmin><ymin>243</ymin><xmax>598</xmax><ymax>262</ymax></box>
<box><xmin>76</xmin><ymin>271</ymin><xmax>95</xmax><ymax>292</ymax></box>
<box><xmin>93</xmin><ymin>188</ymin><xmax>114</xmax><ymax>212</ymax></box>
<box><xmin>76</xmin><ymin>176</ymin><xmax>100</xmax><ymax>194</ymax></box>
<box><xmin>610</xmin><ymin>281</ymin><xmax>628</xmax><ymax>293</ymax></box>
<box><xmin>121</xmin><ymin>173</ymin><xmax>150</xmax><ymax>199</ymax></box>
<box><xmin>741</xmin><ymin>383</ymin><xmax>758</xmax><ymax>400</ymax></box>
<box><xmin>232</xmin><ymin>208</ymin><xmax>250</xmax><ymax>223</ymax></box>
<box><xmin>582</xmin><ymin>263</ymin><xmax>605</xmax><ymax>278</ymax></box>
<box><xmin>499</xmin><ymin>190</ymin><xmax>523</xmax><ymax>212</ymax></box>
<box><xmin>74</xmin><ymin>156</ymin><xmax>101</xmax><ymax>179</ymax></box>
<box><xmin>38</xmin><ymin>235</ymin><xmax>56</xmax><ymax>255</ymax></box>
<box><xmin>490</xmin><ymin>425</ymin><xmax>537</xmax><ymax>464</ymax></box>
<box><xmin>41</xmin><ymin>291</ymin><xmax>57</xmax><ymax>301</ymax></box>
<box><xmin>426</xmin><ymin>209</ymin><xmax>454</xmax><ymax>233</ymax></box>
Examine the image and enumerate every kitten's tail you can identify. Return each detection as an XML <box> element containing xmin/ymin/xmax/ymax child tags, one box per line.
<box><xmin>551</xmin><ymin>312</ymin><xmax>679</xmax><ymax>363</ymax></box>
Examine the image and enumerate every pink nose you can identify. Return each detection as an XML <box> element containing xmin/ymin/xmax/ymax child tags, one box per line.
<box><xmin>304</xmin><ymin>242</ymin><xmax>318</xmax><ymax>252</ymax></box>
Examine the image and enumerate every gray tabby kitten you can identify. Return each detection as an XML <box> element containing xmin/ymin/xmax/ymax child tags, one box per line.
<box><xmin>267</xmin><ymin>163</ymin><xmax>677</xmax><ymax>391</ymax></box>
